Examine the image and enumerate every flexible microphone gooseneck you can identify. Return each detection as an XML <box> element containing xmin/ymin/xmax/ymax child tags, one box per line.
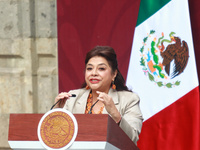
<box><xmin>88</xmin><ymin>100</ymin><xmax>99</xmax><ymax>114</ymax></box>
<box><xmin>50</xmin><ymin>94</ymin><xmax>76</xmax><ymax>110</ymax></box>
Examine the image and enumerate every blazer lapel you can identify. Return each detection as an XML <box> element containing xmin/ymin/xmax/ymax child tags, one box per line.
<box><xmin>72</xmin><ymin>88</ymin><xmax>119</xmax><ymax>114</ymax></box>
<box><xmin>72</xmin><ymin>89</ymin><xmax>90</xmax><ymax>114</ymax></box>
<box><xmin>102</xmin><ymin>88</ymin><xmax>119</xmax><ymax>114</ymax></box>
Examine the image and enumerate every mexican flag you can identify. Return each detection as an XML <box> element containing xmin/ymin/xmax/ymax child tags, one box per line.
<box><xmin>126</xmin><ymin>0</ymin><xmax>200</xmax><ymax>149</ymax></box>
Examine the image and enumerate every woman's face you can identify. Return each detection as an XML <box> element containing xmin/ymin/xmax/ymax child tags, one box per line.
<box><xmin>85</xmin><ymin>56</ymin><xmax>116</xmax><ymax>93</ymax></box>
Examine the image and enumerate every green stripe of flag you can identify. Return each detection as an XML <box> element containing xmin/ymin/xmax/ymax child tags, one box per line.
<box><xmin>136</xmin><ymin>0</ymin><xmax>171</xmax><ymax>26</ymax></box>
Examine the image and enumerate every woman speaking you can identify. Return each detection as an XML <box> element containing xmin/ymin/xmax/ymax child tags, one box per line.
<box><xmin>54</xmin><ymin>46</ymin><xmax>143</xmax><ymax>144</ymax></box>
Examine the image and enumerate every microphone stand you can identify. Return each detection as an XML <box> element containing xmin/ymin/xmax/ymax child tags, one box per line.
<box><xmin>88</xmin><ymin>100</ymin><xmax>99</xmax><ymax>114</ymax></box>
<box><xmin>50</xmin><ymin>94</ymin><xmax>76</xmax><ymax>110</ymax></box>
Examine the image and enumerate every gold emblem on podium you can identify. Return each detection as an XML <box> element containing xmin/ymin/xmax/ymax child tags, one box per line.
<box><xmin>38</xmin><ymin>109</ymin><xmax>78</xmax><ymax>150</ymax></box>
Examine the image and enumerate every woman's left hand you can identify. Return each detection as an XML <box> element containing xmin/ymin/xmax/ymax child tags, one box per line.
<box><xmin>96</xmin><ymin>91</ymin><xmax>121</xmax><ymax>123</ymax></box>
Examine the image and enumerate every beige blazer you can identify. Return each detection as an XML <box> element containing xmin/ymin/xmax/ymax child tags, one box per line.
<box><xmin>63</xmin><ymin>88</ymin><xmax>143</xmax><ymax>144</ymax></box>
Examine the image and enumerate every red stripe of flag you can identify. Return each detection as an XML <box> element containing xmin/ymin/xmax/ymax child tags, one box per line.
<box><xmin>138</xmin><ymin>86</ymin><xmax>200</xmax><ymax>150</ymax></box>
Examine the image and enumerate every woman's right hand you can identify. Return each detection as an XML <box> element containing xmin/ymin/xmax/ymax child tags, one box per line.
<box><xmin>54</xmin><ymin>92</ymin><xmax>72</xmax><ymax>108</ymax></box>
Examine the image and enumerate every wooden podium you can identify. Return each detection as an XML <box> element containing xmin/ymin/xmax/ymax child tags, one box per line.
<box><xmin>8</xmin><ymin>113</ymin><xmax>139</xmax><ymax>150</ymax></box>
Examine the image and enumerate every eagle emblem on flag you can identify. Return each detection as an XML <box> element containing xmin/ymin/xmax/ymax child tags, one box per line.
<box><xmin>140</xmin><ymin>30</ymin><xmax>189</xmax><ymax>88</ymax></box>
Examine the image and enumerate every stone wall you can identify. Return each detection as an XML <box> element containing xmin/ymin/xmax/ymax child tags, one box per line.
<box><xmin>0</xmin><ymin>0</ymin><xmax>58</xmax><ymax>148</ymax></box>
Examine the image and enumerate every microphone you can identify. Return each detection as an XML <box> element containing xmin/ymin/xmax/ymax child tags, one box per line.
<box><xmin>50</xmin><ymin>94</ymin><xmax>76</xmax><ymax>110</ymax></box>
<box><xmin>88</xmin><ymin>100</ymin><xmax>99</xmax><ymax>114</ymax></box>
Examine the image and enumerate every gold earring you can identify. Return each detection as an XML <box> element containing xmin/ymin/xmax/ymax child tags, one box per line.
<box><xmin>112</xmin><ymin>81</ymin><xmax>116</xmax><ymax>90</ymax></box>
<box><xmin>86</xmin><ymin>85</ymin><xmax>90</xmax><ymax>90</ymax></box>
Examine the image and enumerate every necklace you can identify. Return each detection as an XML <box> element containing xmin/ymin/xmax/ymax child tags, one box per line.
<box><xmin>85</xmin><ymin>93</ymin><xmax>104</xmax><ymax>114</ymax></box>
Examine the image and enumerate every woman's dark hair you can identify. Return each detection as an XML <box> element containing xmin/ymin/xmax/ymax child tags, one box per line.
<box><xmin>81</xmin><ymin>46</ymin><xmax>130</xmax><ymax>91</ymax></box>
